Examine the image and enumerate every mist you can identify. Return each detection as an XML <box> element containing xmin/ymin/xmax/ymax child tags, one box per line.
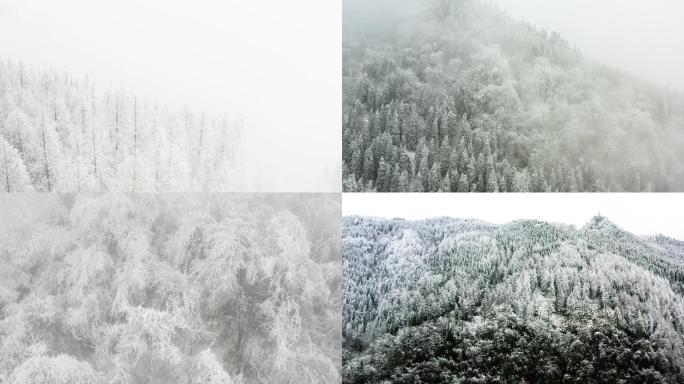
<box><xmin>342</xmin><ymin>0</ymin><xmax>684</xmax><ymax>192</ymax></box>
<box><xmin>491</xmin><ymin>0</ymin><xmax>684</xmax><ymax>92</ymax></box>
<box><xmin>0</xmin><ymin>0</ymin><xmax>341</xmax><ymax>192</ymax></box>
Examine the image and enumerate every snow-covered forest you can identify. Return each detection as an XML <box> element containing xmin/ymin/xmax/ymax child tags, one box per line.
<box><xmin>0</xmin><ymin>59</ymin><xmax>243</xmax><ymax>192</ymax></box>
<box><xmin>0</xmin><ymin>194</ymin><xmax>341</xmax><ymax>383</ymax></box>
<box><xmin>343</xmin><ymin>215</ymin><xmax>684</xmax><ymax>382</ymax></box>
<box><xmin>342</xmin><ymin>0</ymin><xmax>684</xmax><ymax>192</ymax></box>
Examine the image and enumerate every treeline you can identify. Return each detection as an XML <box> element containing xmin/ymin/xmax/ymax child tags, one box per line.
<box><xmin>0</xmin><ymin>59</ymin><xmax>243</xmax><ymax>192</ymax></box>
<box><xmin>0</xmin><ymin>194</ymin><xmax>341</xmax><ymax>383</ymax></box>
<box><xmin>342</xmin><ymin>215</ymin><xmax>684</xmax><ymax>382</ymax></box>
<box><xmin>342</xmin><ymin>0</ymin><xmax>684</xmax><ymax>192</ymax></box>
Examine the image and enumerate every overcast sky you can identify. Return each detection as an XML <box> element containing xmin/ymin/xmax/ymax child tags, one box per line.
<box><xmin>343</xmin><ymin>194</ymin><xmax>684</xmax><ymax>239</ymax></box>
<box><xmin>0</xmin><ymin>0</ymin><xmax>341</xmax><ymax>192</ymax></box>
<box><xmin>491</xmin><ymin>0</ymin><xmax>684</xmax><ymax>92</ymax></box>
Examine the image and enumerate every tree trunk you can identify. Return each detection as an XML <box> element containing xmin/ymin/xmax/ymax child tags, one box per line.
<box><xmin>2</xmin><ymin>140</ymin><xmax>10</xmax><ymax>192</ymax></box>
<box><xmin>92</xmin><ymin>120</ymin><xmax>99</xmax><ymax>190</ymax></box>
<box><xmin>42</xmin><ymin>122</ymin><xmax>52</xmax><ymax>192</ymax></box>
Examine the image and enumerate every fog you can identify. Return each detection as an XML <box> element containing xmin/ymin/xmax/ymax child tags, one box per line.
<box><xmin>343</xmin><ymin>193</ymin><xmax>684</xmax><ymax>240</ymax></box>
<box><xmin>491</xmin><ymin>0</ymin><xmax>684</xmax><ymax>92</ymax></box>
<box><xmin>0</xmin><ymin>0</ymin><xmax>341</xmax><ymax>192</ymax></box>
<box><xmin>341</xmin><ymin>0</ymin><xmax>684</xmax><ymax>192</ymax></box>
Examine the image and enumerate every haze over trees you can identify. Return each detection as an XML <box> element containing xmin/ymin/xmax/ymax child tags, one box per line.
<box><xmin>0</xmin><ymin>194</ymin><xmax>341</xmax><ymax>383</ymax></box>
<box><xmin>342</xmin><ymin>0</ymin><xmax>684</xmax><ymax>192</ymax></box>
<box><xmin>343</xmin><ymin>215</ymin><xmax>684</xmax><ymax>382</ymax></box>
<box><xmin>0</xmin><ymin>59</ymin><xmax>244</xmax><ymax>192</ymax></box>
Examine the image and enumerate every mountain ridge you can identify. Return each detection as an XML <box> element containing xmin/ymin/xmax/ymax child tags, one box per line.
<box><xmin>343</xmin><ymin>214</ymin><xmax>684</xmax><ymax>382</ymax></box>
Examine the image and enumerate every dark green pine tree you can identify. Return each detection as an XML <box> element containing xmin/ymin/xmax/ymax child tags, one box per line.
<box><xmin>390</xmin><ymin>164</ymin><xmax>401</xmax><ymax>191</ymax></box>
<box><xmin>440</xmin><ymin>171</ymin><xmax>451</xmax><ymax>192</ymax></box>
<box><xmin>411</xmin><ymin>171</ymin><xmax>424</xmax><ymax>192</ymax></box>
<box><xmin>404</xmin><ymin>107</ymin><xmax>420</xmax><ymax>150</ymax></box>
<box><xmin>369</xmin><ymin>110</ymin><xmax>381</xmax><ymax>139</ymax></box>
<box><xmin>439</xmin><ymin>136</ymin><xmax>450</xmax><ymax>177</ymax></box>
<box><xmin>485</xmin><ymin>150</ymin><xmax>498</xmax><ymax>192</ymax></box>
<box><xmin>429</xmin><ymin>162</ymin><xmax>441</xmax><ymax>192</ymax></box>
<box><xmin>476</xmin><ymin>153</ymin><xmax>486</xmax><ymax>192</ymax></box>
<box><xmin>457</xmin><ymin>172</ymin><xmax>469</xmax><ymax>192</ymax></box>
<box><xmin>449</xmin><ymin>169</ymin><xmax>459</xmax><ymax>192</ymax></box>
<box><xmin>398</xmin><ymin>147</ymin><xmax>412</xmax><ymax>175</ymax></box>
<box><xmin>376</xmin><ymin>157</ymin><xmax>391</xmax><ymax>192</ymax></box>
<box><xmin>350</xmin><ymin>142</ymin><xmax>363</xmax><ymax>179</ymax></box>
<box><xmin>389</xmin><ymin>110</ymin><xmax>400</xmax><ymax>145</ymax></box>
<box><xmin>398</xmin><ymin>170</ymin><xmax>410</xmax><ymax>192</ymax></box>
<box><xmin>419</xmin><ymin>154</ymin><xmax>430</xmax><ymax>191</ymax></box>
<box><xmin>362</xmin><ymin>147</ymin><xmax>375</xmax><ymax>183</ymax></box>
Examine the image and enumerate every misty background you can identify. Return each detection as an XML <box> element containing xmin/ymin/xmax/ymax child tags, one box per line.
<box><xmin>344</xmin><ymin>0</ymin><xmax>684</xmax><ymax>93</ymax></box>
<box><xmin>0</xmin><ymin>0</ymin><xmax>341</xmax><ymax>192</ymax></box>
<box><xmin>491</xmin><ymin>0</ymin><xmax>684</xmax><ymax>93</ymax></box>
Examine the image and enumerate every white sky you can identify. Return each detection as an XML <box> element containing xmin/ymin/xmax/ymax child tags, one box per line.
<box><xmin>343</xmin><ymin>194</ymin><xmax>684</xmax><ymax>240</ymax></box>
<box><xmin>0</xmin><ymin>0</ymin><xmax>341</xmax><ymax>192</ymax></box>
<box><xmin>491</xmin><ymin>0</ymin><xmax>684</xmax><ymax>92</ymax></box>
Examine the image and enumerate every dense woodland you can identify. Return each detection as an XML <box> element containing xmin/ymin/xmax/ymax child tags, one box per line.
<box><xmin>0</xmin><ymin>60</ymin><xmax>243</xmax><ymax>192</ymax></box>
<box><xmin>342</xmin><ymin>0</ymin><xmax>684</xmax><ymax>192</ymax></box>
<box><xmin>343</xmin><ymin>215</ymin><xmax>684</xmax><ymax>382</ymax></box>
<box><xmin>0</xmin><ymin>194</ymin><xmax>341</xmax><ymax>383</ymax></box>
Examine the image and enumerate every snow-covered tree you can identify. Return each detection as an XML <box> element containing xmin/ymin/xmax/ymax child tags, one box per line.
<box><xmin>0</xmin><ymin>194</ymin><xmax>341</xmax><ymax>383</ymax></box>
<box><xmin>0</xmin><ymin>59</ymin><xmax>244</xmax><ymax>192</ymax></box>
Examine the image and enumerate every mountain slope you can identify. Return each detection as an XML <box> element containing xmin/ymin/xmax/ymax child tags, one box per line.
<box><xmin>342</xmin><ymin>0</ymin><xmax>684</xmax><ymax>192</ymax></box>
<box><xmin>342</xmin><ymin>216</ymin><xmax>684</xmax><ymax>382</ymax></box>
<box><xmin>0</xmin><ymin>59</ymin><xmax>243</xmax><ymax>192</ymax></box>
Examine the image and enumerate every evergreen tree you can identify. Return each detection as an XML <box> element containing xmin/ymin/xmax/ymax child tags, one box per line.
<box><xmin>389</xmin><ymin>110</ymin><xmax>400</xmax><ymax>145</ymax></box>
<box><xmin>440</xmin><ymin>171</ymin><xmax>451</xmax><ymax>192</ymax></box>
<box><xmin>485</xmin><ymin>150</ymin><xmax>498</xmax><ymax>192</ymax></box>
<box><xmin>362</xmin><ymin>147</ymin><xmax>375</xmax><ymax>182</ymax></box>
<box><xmin>429</xmin><ymin>162</ymin><xmax>441</xmax><ymax>192</ymax></box>
<box><xmin>376</xmin><ymin>156</ymin><xmax>391</xmax><ymax>192</ymax></box>
<box><xmin>450</xmin><ymin>169</ymin><xmax>460</xmax><ymax>192</ymax></box>
<box><xmin>411</xmin><ymin>172</ymin><xmax>424</xmax><ymax>192</ymax></box>
<box><xmin>398</xmin><ymin>170</ymin><xmax>410</xmax><ymax>192</ymax></box>
<box><xmin>512</xmin><ymin>170</ymin><xmax>530</xmax><ymax>192</ymax></box>
<box><xmin>419</xmin><ymin>156</ymin><xmax>430</xmax><ymax>191</ymax></box>
<box><xmin>350</xmin><ymin>142</ymin><xmax>363</xmax><ymax>180</ymax></box>
<box><xmin>439</xmin><ymin>136</ymin><xmax>451</xmax><ymax>177</ymax></box>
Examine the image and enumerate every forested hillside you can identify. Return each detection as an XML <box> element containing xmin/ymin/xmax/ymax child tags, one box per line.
<box><xmin>342</xmin><ymin>0</ymin><xmax>684</xmax><ymax>192</ymax></box>
<box><xmin>0</xmin><ymin>60</ymin><xmax>243</xmax><ymax>192</ymax></box>
<box><xmin>0</xmin><ymin>194</ymin><xmax>341</xmax><ymax>383</ymax></box>
<box><xmin>343</xmin><ymin>215</ymin><xmax>684</xmax><ymax>382</ymax></box>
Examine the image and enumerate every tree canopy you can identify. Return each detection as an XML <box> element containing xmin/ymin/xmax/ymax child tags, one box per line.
<box><xmin>0</xmin><ymin>194</ymin><xmax>341</xmax><ymax>383</ymax></box>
